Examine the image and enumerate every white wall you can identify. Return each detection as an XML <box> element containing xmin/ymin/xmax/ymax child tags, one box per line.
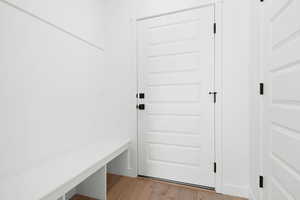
<box><xmin>0</xmin><ymin>0</ymin><xmax>252</xmax><ymax>198</ymax></box>
<box><xmin>103</xmin><ymin>0</ymin><xmax>138</xmax><ymax>176</ymax></box>
<box><xmin>0</xmin><ymin>0</ymin><xmax>120</xmax><ymax>178</ymax></box>
<box><xmin>221</xmin><ymin>0</ymin><xmax>251</xmax><ymax>197</ymax></box>
<box><xmin>4</xmin><ymin>0</ymin><xmax>105</xmax><ymax>47</ymax></box>
<box><xmin>105</xmin><ymin>0</ymin><xmax>251</xmax><ymax>197</ymax></box>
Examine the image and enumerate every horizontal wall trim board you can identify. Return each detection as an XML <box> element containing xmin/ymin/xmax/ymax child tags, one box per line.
<box><xmin>222</xmin><ymin>184</ymin><xmax>249</xmax><ymax>198</ymax></box>
<box><xmin>0</xmin><ymin>0</ymin><xmax>104</xmax><ymax>52</ymax></box>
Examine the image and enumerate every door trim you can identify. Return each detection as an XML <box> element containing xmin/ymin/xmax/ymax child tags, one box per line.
<box><xmin>213</xmin><ymin>1</ymin><xmax>223</xmax><ymax>194</ymax></box>
<box><xmin>132</xmin><ymin>2</ymin><xmax>224</xmax><ymax>193</ymax></box>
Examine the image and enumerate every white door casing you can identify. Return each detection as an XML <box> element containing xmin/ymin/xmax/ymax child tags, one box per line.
<box><xmin>262</xmin><ymin>0</ymin><xmax>300</xmax><ymax>199</ymax></box>
<box><xmin>137</xmin><ymin>6</ymin><xmax>215</xmax><ymax>187</ymax></box>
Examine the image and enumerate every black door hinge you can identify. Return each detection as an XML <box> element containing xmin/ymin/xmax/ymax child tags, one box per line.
<box><xmin>214</xmin><ymin>162</ymin><xmax>217</xmax><ymax>173</ymax></box>
<box><xmin>260</xmin><ymin>83</ymin><xmax>264</xmax><ymax>95</ymax></box>
<box><xmin>259</xmin><ymin>176</ymin><xmax>264</xmax><ymax>188</ymax></box>
<box><xmin>214</xmin><ymin>23</ymin><xmax>217</xmax><ymax>34</ymax></box>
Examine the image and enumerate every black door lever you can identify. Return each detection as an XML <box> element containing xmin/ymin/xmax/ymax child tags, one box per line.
<box><xmin>209</xmin><ymin>92</ymin><xmax>217</xmax><ymax>103</ymax></box>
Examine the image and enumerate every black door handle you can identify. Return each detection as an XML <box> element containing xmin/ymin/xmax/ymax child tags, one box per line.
<box><xmin>209</xmin><ymin>92</ymin><xmax>217</xmax><ymax>103</ymax></box>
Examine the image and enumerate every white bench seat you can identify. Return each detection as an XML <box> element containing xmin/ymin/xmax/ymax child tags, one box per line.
<box><xmin>0</xmin><ymin>138</ymin><xmax>130</xmax><ymax>200</ymax></box>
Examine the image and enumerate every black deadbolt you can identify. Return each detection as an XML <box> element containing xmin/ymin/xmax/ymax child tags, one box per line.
<box><xmin>138</xmin><ymin>104</ymin><xmax>145</xmax><ymax>110</ymax></box>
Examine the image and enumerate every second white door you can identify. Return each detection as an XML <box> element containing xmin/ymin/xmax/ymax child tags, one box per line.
<box><xmin>262</xmin><ymin>0</ymin><xmax>300</xmax><ymax>199</ymax></box>
<box><xmin>137</xmin><ymin>6</ymin><xmax>215</xmax><ymax>187</ymax></box>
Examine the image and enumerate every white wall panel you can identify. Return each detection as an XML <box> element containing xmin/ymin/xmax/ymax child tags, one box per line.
<box><xmin>0</xmin><ymin>0</ymin><xmax>124</xmax><ymax>181</ymax></box>
<box><xmin>104</xmin><ymin>0</ymin><xmax>138</xmax><ymax>177</ymax></box>
<box><xmin>220</xmin><ymin>0</ymin><xmax>251</xmax><ymax>197</ymax></box>
<box><xmin>3</xmin><ymin>0</ymin><xmax>105</xmax><ymax>47</ymax></box>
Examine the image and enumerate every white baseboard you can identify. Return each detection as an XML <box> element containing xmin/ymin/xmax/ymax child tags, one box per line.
<box><xmin>65</xmin><ymin>188</ymin><xmax>77</xmax><ymax>200</ymax></box>
<box><xmin>248</xmin><ymin>187</ymin><xmax>258</xmax><ymax>200</ymax></box>
<box><xmin>106</xmin><ymin>150</ymin><xmax>137</xmax><ymax>178</ymax></box>
<box><xmin>221</xmin><ymin>184</ymin><xmax>250</xmax><ymax>199</ymax></box>
<box><xmin>107</xmin><ymin>167</ymin><xmax>137</xmax><ymax>177</ymax></box>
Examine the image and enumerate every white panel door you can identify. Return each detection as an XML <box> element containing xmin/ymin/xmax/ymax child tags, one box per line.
<box><xmin>137</xmin><ymin>6</ymin><xmax>215</xmax><ymax>187</ymax></box>
<box><xmin>262</xmin><ymin>0</ymin><xmax>300</xmax><ymax>199</ymax></box>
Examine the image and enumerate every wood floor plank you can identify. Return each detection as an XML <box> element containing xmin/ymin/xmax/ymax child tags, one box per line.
<box><xmin>73</xmin><ymin>174</ymin><xmax>247</xmax><ymax>200</ymax></box>
<box><xmin>70</xmin><ymin>194</ymin><xmax>97</xmax><ymax>200</ymax></box>
<box><xmin>107</xmin><ymin>174</ymin><xmax>247</xmax><ymax>200</ymax></box>
<box><xmin>107</xmin><ymin>173</ymin><xmax>122</xmax><ymax>191</ymax></box>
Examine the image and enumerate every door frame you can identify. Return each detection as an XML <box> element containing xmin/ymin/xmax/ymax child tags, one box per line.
<box><xmin>260</xmin><ymin>0</ymin><xmax>271</xmax><ymax>199</ymax></box>
<box><xmin>131</xmin><ymin>0</ymin><xmax>224</xmax><ymax>193</ymax></box>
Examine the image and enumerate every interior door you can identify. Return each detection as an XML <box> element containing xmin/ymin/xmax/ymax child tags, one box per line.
<box><xmin>262</xmin><ymin>0</ymin><xmax>300</xmax><ymax>199</ymax></box>
<box><xmin>137</xmin><ymin>6</ymin><xmax>215</xmax><ymax>187</ymax></box>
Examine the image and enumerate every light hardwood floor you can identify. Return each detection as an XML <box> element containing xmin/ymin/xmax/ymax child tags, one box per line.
<box><xmin>71</xmin><ymin>174</ymin><xmax>247</xmax><ymax>200</ymax></box>
<box><xmin>71</xmin><ymin>195</ymin><xmax>96</xmax><ymax>200</ymax></box>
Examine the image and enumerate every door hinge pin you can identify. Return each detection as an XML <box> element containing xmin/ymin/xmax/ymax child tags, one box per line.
<box><xmin>214</xmin><ymin>162</ymin><xmax>217</xmax><ymax>173</ymax></box>
<box><xmin>214</xmin><ymin>23</ymin><xmax>217</xmax><ymax>34</ymax></box>
<box><xmin>259</xmin><ymin>176</ymin><xmax>264</xmax><ymax>188</ymax></box>
<box><xmin>260</xmin><ymin>83</ymin><xmax>264</xmax><ymax>95</ymax></box>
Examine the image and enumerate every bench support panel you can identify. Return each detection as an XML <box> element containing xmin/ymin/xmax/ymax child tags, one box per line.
<box><xmin>76</xmin><ymin>166</ymin><xmax>107</xmax><ymax>200</ymax></box>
